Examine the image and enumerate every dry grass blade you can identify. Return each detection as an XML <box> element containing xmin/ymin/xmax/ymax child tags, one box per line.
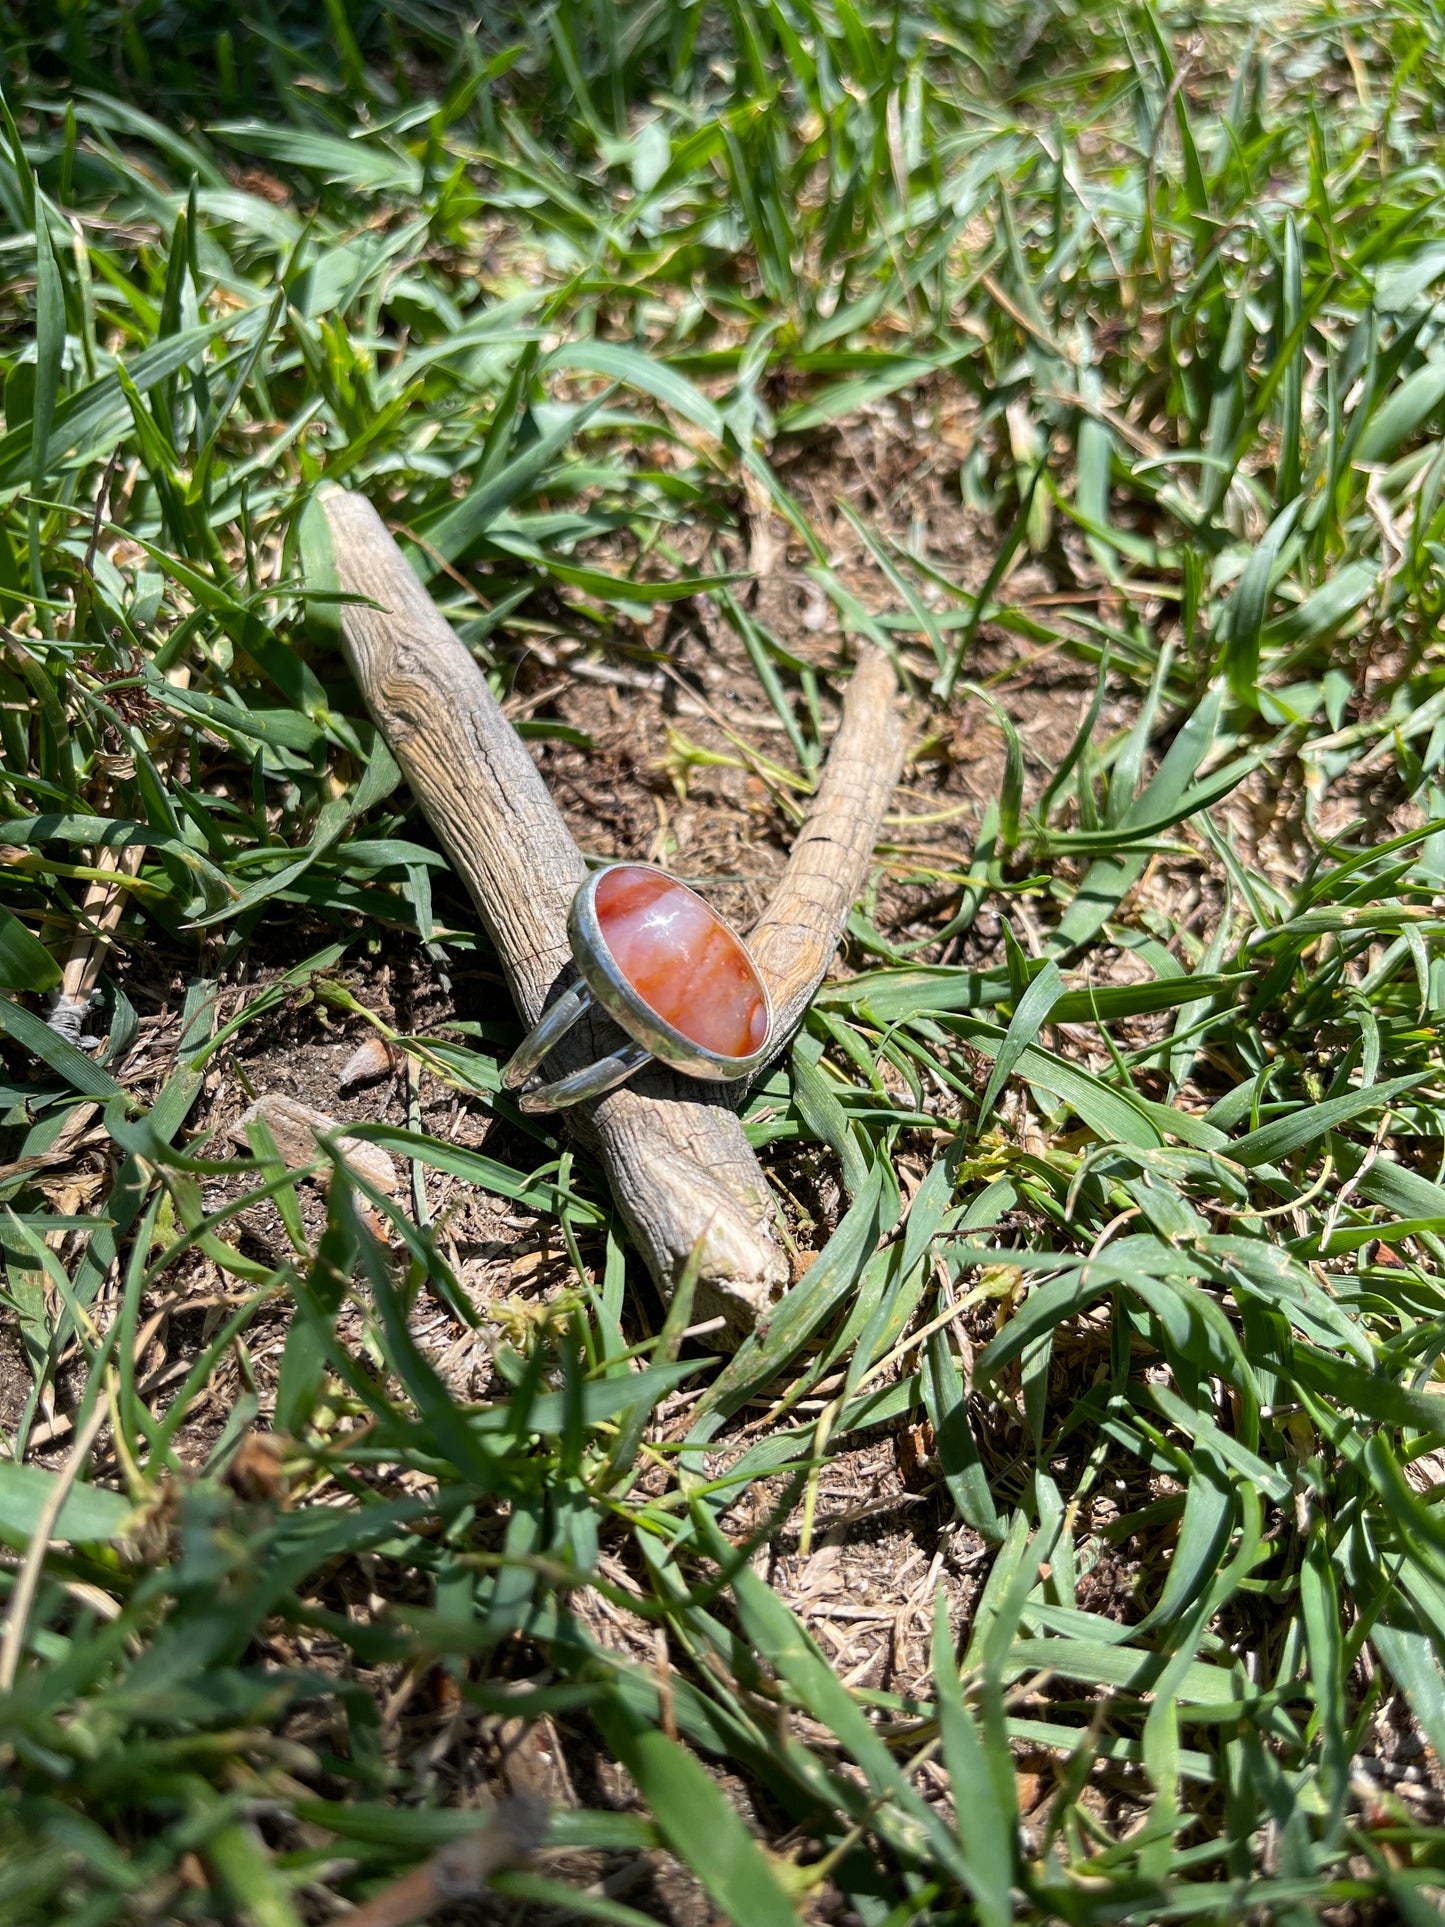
<box><xmin>339</xmin><ymin>1799</ymin><xmax>548</xmax><ymax>1927</ymax></box>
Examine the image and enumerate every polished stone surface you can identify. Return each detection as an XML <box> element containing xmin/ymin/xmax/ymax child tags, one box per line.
<box><xmin>594</xmin><ymin>866</ymin><xmax>768</xmax><ymax>1059</ymax></box>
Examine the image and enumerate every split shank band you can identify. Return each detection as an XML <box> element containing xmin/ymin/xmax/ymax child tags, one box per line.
<box><xmin>501</xmin><ymin>863</ymin><xmax>775</xmax><ymax>1112</ymax></box>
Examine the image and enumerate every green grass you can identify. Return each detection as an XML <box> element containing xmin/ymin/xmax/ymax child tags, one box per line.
<box><xmin>6</xmin><ymin>1</ymin><xmax>1445</xmax><ymax>1921</ymax></box>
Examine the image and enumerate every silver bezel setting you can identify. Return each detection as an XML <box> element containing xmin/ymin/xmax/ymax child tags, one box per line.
<box><xmin>568</xmin><ymin>863</ymin><xmax>774</xmax><ymax>1083</ymax></box>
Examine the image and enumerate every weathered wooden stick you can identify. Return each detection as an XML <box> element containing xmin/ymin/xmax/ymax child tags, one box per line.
<box><xmin>319</xmin><ymin>489</ymin><xmax>905</xmax><ymax>1336</ymax></box>
<box><xmin>746</xmin><ymin>646</ymin><xmax>905</xmax><ymax>1047</ymax></box>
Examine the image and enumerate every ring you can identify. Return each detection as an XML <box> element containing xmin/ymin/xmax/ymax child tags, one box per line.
<box><xmin>501</xmin><ymin>863</ymin><xmax>774</xmax><ymax>1112</ymax></box>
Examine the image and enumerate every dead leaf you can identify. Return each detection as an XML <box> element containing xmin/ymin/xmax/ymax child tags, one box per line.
<box><xmin>225</xmin><ymin>1431</ymin><xmax>290</xmax><ymax>1504</ymax></box>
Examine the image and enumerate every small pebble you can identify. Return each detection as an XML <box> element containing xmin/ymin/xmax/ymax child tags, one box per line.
<box><xmin>338</xmin><ymin>1032</ymin><xmax>398</xmax><ymax>1092</ymax></box>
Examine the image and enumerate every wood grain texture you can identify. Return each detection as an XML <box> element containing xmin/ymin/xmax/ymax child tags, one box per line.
<box><xmin>320</xmin><ymin>489</ymin><xmax>904</xmax><ymax>1337</ymax></box>
<box><xmin>747</xmin><ymin>646</ymin><xmax>907</xmax><ymax>1049</ymax></box>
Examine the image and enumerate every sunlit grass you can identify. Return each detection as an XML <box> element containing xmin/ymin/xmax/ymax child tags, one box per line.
<box><xmin>3</xmin><ymin>2</ymin><xmax>1445</xmax><ymax>1921</ymax></box>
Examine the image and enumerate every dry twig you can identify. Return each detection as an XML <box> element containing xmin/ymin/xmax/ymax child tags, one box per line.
<box><xmin>313</xmin><ymin>1798</ymin><xmax>546</xmax><ymax>1927</ymax></box>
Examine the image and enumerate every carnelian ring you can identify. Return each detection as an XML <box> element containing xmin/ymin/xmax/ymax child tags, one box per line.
<box><xmin>501</xmin><ymin>863</ymin><xmax>775</xmax><ymax>1112</ymax></box>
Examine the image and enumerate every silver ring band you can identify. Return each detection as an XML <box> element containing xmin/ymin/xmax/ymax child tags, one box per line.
<box><xmin>500</xmin><ymin>980</ymin><xmax>594</xmax><ymax>1093</ymax></box>
<box><xmin>500</xmin><ymin>981</ymin><xmax>652</xmax><ymax>1112</ymax></box>
<box><xmin>515</xmin><ymin>1041</ymin><xmax>651</xmax><ymax>1112</ymax></box>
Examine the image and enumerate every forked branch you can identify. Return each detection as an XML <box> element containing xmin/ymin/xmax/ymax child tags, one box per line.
<box><xmin>319</xmin><ymin>489</ymin><xmax>906</xmax><ymax>1336</ymax></box>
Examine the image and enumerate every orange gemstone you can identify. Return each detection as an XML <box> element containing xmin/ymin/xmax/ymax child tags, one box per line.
<box><xmin>594</xmin><ymin>866</ymin><xmax>768</xmax><ymax>1060</ymax></box>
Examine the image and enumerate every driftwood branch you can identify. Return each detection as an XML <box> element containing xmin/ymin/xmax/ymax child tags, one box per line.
<box><xmin>320</xmin><ymin>489</ymin><xmax>905</xmax><ymax>1337</ymax></box>
<box><xmin>747</xmin><ymin>645</ymin><xmax>904</xmax><ymax>1046</ymax></box>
